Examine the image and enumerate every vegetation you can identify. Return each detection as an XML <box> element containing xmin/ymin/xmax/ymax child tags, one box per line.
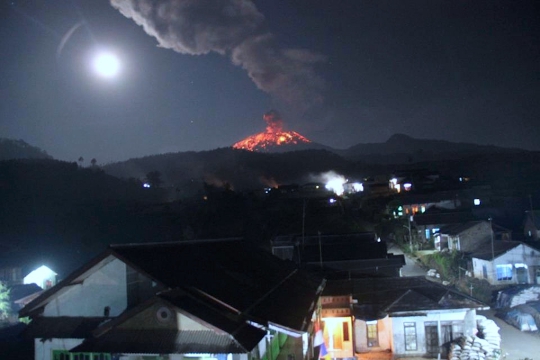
<box><xmin>0</xmin><ymin>282</ymin><xmax>11</xmax><ymax>322</ymax></box>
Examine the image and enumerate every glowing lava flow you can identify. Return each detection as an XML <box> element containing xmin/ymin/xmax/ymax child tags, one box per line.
<box><xmin>232</xmin><ymin>110</ymin><xmax>311</xmax><ymax>151</ymax></box>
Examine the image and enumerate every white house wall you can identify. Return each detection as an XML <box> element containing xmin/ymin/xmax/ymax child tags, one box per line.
<box><xmin>473</xmin><ymin>244</ymin><xmax>540</xmax><ymax>285</ymax></box>
<box><xmin>44</xmin><ymin>258</ymin><xmax>127</xmax><ymax>317</ymax></box>
<box><xmin>35</xmin><ymin>338</ymin><xmax>83</xmax><ymax>360</ymax></box>
<box><xmin>391</xmin><ymin>309</ymin><xmax>474</xmax><ymax>356</ymax></box>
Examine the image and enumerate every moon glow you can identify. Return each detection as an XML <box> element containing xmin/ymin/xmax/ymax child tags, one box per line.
<box><xmin>93</xmin><ymin>52</ymin><xmax>120</xmax><ymax>78</ymax></box>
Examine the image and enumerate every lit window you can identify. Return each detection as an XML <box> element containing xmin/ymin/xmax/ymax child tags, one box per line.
<box><xmin>404</xmin><ymin>322</ymin><xmax>417</xmax><ymax>351</ymax></box>
<box><xmin>496</xmin><ymin>264</ymin><xmax>512</xmax><ymax>281</ymax></box>
<box><xmin>366</xmin><ymin>321</ymin><xmax>378</xmax><ymax>347</ymax></box>
<box><xmin>403</xmin><ymin>183</ymin><xmax>412</xmax><ymax>191</ymax></box>
<box><xmin>474</xmin><ymin>199</ymin><xmax>481</xmax><ymax>206</ymax></box>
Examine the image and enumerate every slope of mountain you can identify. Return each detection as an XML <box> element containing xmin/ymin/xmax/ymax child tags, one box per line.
<box><xmin>0</xmin><ymin>138</ymin><xmax>52</xmax><ymax>160</ymax></box>
<box><xmin>103</xmin><ymin>147</ymin><xmax>353</xmax><ymax>192</ymax></box>
<box><xmin>340</xmin><ymin>134</ymin><xmax>522</xmax><ymax>163</ymax></box>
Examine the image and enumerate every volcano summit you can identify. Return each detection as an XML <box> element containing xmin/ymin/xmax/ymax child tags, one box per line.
<box><xmin>232</xmin><ymin>110</ymin><xmax>311</xmax><ymax>152</ymax></box>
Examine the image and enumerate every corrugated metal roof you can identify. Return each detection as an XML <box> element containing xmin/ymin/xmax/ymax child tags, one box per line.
<box><xmin>72</xmin><ymin>330</ymin><xmax>250</xmax><ymax>354</ymax></box>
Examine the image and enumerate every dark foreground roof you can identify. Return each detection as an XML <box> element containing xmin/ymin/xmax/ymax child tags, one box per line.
<box><xmin>324</xmin><ymin>277</ymin><xmax>487</xmax><ymax>321</ymax></box>
<box><xmin>110</xmin><ymin>239</ymin><xmax>322</xmax><ymax>332</ymax></box>
<box><xmin>72</xmin><ymin>330</ymin><xmax>250</xmax><ymax>354</ymax></box>
<box><xmin>23</xmin><ymin>317</ymin><xmax>109</xmax><ymax>339</ymax></box>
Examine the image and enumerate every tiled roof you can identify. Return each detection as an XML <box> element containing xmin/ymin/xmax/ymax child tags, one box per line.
<box><xmin>323</xmin><ymin>277</ymin><xmax>486</xmax><ymax>320</ymax></box>
<box><xmin>72</xmin><ymin>329</ymin><xmax>250</xmax><ymax>354</ymax></box>
<box><xmin>437</xmin><ymin>221</ymin><xmax>486</xmax><ymax>235</ymax></box>
<box><xmin>110</xmin><ymin>239</ymin><xmax>322</xmax><ymax>332</ymax></box>
<box><xmin>23</xmin><ymin>317</ymin><xmax>109</xmax><ymax>339</ymax></box>
<box><xmin>160</xmin><ymin>289</ymin><xmax>265</xmax><ymax>349</ymax></box>
<box><xmin>469</xmin><ymin>241</ymin><xmax>523</xmax><ymax>260</ymax></box>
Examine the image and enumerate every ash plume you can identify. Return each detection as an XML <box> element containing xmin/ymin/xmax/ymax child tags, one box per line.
<box><xmin>263</xmin><ymin>110</ymin><xmax>283</xmax><ymax>133</ymax></box>
<box><xmin>110</xmin><ymin>0</ymin><xmax>325</xmax><ymax>110</ymax></box>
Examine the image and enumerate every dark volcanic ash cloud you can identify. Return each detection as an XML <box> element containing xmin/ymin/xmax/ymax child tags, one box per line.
<box><xmin>110</xmin><ymin>0</ymin><xmax>325</xmax><ymax>110</ymax></box>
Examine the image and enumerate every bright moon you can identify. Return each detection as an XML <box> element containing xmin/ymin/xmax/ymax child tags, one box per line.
<box><xmin>93</xmin><ymin>52</ymin><xmax>120</xmax><ymax>78</ymax></box>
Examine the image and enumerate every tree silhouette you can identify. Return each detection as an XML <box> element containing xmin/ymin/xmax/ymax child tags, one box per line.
<box><xmin>146</xmin><ymin>171</ymin><xmax>163</xmax><ymax>188</ymax></box>
<box><xmin>90</xmin><ymin>158</ymin><xmax>97</xmax><ymax>167</ymax></box>
<box><xmin>78</xmin><ymin>156</ymin><xmax>84</xmax><ymax>167</ymax></box>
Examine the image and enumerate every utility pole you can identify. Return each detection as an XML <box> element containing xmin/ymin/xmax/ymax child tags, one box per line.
<box><xmin>408</xmin><ymin>216</ymin><xmax>413</xmax><ymax>252</ymax></box>
<box><xmin>489</xmin><ymin>217</ymin><xmax>494</xmax><ymax>263</ymax></box>
<box><xmin>318</xmin><ymin>231</ymin><xmax>323</xmax><ymax>268</ymax></box>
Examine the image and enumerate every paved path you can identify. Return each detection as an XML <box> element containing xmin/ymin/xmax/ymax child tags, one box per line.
<box><xmin>387</xmin><ymin>242</ymin><xmax>426</xmax><ymax>277</ymax></box>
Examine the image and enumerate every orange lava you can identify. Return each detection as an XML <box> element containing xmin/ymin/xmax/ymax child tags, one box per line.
<box><xmin>232</xmin><ymin>110</ymin><xmax>311</xmax><ymax>151</ymax></box>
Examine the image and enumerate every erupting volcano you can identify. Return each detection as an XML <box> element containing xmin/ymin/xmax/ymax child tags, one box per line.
<box><xmin>232</xmin><ymin>110</ymin><xmax>311</xmax><ymax>152</ymax></box>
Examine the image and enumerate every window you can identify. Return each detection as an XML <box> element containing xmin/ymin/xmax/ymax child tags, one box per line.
<box><xmin>496</xmin><ymin>264</ymin><xmax>513</xmax><ymax>281</ymax></box>
<box><xmin>482</xmin><ymin>265</ymin><xmax>487</xmax><ymax>279</ymax></box>
<box><xmin>366</xmin><ymin>321</ymin><xmax>378</xmax><ymax>347</ymax></box>
<box><xmin>404</xmin><ymin>322</ymin><xmax>417</xmax><ymax>351</ymax></box>
<box><xmin>342</xmin><ymin>321</ymin><xmax>349</xmax><ymax>341</ymax></box>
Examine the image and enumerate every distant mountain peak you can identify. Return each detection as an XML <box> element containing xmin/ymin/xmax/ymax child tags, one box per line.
<box><xmin>386</xmin><ymin>133</ymin><xmax>414</xmax><ymax>143</ymax></box>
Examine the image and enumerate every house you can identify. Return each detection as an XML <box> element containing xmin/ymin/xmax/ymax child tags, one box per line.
<box><xmin>20</xmin><ymin>239</ymin><xmax>325</xmax><ymax>360</ymax></box>
<box><xmin>271</xmin><ymin>233</ymin><xmax>405</xmax><ymax>278</ymax></box>
<box><xmin>412</xmin><ymin>209</ymin><xmax>478</xmax><ymax>245</ymax></box>
<box><xmin>23</xmin><ymin>265</ymin><xmax>57</xmax><ymax>289</ymax></box>
<box><xmin>433</xmin><ymin>220</ymin><xmax>492</xmax><ymax>252</ymax></box>
<box><xmin>321</xmin><ymin>277</ymin><xmax>487</xmax><ymax>359</ymax></box>
<box><xmin>524</xmin><ymin>210</ymin><xmax>540</xmax><ymax>240</ymax></box>
<box><xmin>470</xmin><ymin>241</ymin><xmax>540</xmax><ymax>285</ymax></box>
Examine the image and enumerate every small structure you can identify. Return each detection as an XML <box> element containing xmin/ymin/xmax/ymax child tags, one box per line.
<box><xmin>433</xmin><ymin>220</ymin><xmax>492</xmax><ymax>252</ymax></box>
<box><xmin>470</xmin><ymin>241</ymin><xmax>540</xmax><ymax>285</ymax></box>
<box><xmin>23</xmin><ymin>265</ymin><xmax>57</xmax><ymax>289</ymax></box>
<box><xmin>322</xmin><ymin>277</ymin><xmax>487</xmax><ymax>358</ymax></box>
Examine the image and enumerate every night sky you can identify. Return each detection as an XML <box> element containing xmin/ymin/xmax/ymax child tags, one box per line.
<box><xmin>1</xmin><ymin>1</ymin><xmax>539</xmax><ymax>163</ymax></box>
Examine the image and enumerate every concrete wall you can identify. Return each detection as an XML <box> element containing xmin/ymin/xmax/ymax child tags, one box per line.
<box><xmin>355</xmin><ymin>309</ymin><xmax>472</xmax><ymax>357</ymax></box>
<box><xmin>44</xmin><ymin>258</ymin><xmax>127</xmax><ymax>317</ymax></box>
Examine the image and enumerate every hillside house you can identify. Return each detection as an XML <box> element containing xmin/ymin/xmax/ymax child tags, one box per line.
<box><xmin>470</xmin><ymin>241</ymin><xmax>540</xmax><ymax>285</ymax></box>
<box><xmin>322</xmin><ymin>277</ymin><xmax>487</xmax><ymax>359</ymax></box>
<box><xmin>19</xmin><ymin>239</ymin><xmax>325</xmax><ymax>360</ymax></box>
<box><xmin>433</xmin><ymin>221</ymin><xmax>492</xmax><ymax>252</ymax></box>
<box><xmin>412</xmin><ymin>209</ymin><xmax>478</xmax><ymax>246</ymax></box>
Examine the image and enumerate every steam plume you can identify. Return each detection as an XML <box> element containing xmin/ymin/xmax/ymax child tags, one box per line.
<box><xmin>110</xmin><ymin>0</ymin><xmax>324</xmax><ymax>110</ymax></box>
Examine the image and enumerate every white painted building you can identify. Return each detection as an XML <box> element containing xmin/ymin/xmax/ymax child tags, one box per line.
<box><xmin>470</xmin><ymin>241</ymin><xmax>540</xmax><ymax>285</ymax></box>
<box><xmin>323</xmin><ymin>278</ymin><xmax>487</xmax><ymax>359</ymax></box>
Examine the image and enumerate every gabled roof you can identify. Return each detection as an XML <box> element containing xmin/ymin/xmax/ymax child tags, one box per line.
<box><xmin>21</xmin><ymin>239</ymin><xmax>323</xmax><ymax>336</ymax></box>
<box><xmin>437</xmin><ymin>221</ymin><xmax>487</xmax><ymax>236</ymax></box>
<box><xmin>470</xmin><ymin>241</ymin><xmax>535</xmax><ymax>261</ymax></box>
<box><xmin>70</xmin><ymin>293</ymin><xmax>265</xmax><ymax>354</ymax></box>
<box><xmin>323</xmin><ymin>277</ymin><xmax>487</xmax><ymax>320</ymax></box>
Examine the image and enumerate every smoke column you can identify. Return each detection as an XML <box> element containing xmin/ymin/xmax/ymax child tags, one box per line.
<box><xmin>110</xmin><ymin>0</ymin><xmax>325</xmax><ymax>110</ymax></box>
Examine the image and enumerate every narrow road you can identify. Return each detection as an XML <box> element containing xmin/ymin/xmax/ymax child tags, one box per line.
<box><xmin>387</xmin><ymin>242</ymin><xmax>426</xmax><ymax>277</ymax></box>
